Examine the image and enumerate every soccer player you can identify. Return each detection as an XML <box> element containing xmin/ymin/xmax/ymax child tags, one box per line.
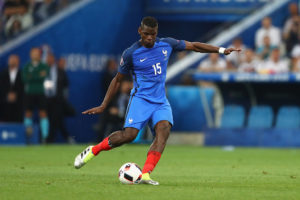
<box><xmin>74</xmin><ymin>16</ymin><xmax>240</xmax><ymax>185</ymax></box>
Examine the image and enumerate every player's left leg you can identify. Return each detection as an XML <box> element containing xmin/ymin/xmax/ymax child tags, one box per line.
<box><xmin>74</xmin><ymin>127</ymin><xmax>139</xmax><ymax>169</ymax></box>
<box><xmin>141</xmin><ymin>120</ymin><xmax>171</xmax><ymax>185</ymax></box>
<box><xmin>143</xmin><ymin>120</ymin><xmax>171</xmax><ymax>173</ymax></box>
<box><xmin>74</xmin><ymin>96</ymin><xmax>151</xmax><ymax>169</ymax></box>
<box><xmin>141</xmin><ymin>101</ymin><xmax>173</xmax><ymax>185</ymax></box>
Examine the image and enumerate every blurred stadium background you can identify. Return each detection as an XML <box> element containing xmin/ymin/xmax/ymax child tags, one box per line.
<box><xmin>0</xmin><ymin>0</ymin><xmax>300</xmax><ymax>148</ymax></box>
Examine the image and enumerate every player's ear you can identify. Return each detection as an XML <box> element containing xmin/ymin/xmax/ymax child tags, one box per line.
<box><xmin>138</xmin><ymin>26</ymin><xmax>141</xmax><ymax>35</ymax></box>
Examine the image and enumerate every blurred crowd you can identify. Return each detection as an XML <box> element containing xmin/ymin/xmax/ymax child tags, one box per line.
<box><xmin>196</xmin><ymin>3</ymin><xmax>300</xmax><ymax>75</ymax></box>
<box><xmin>0</xmin><ymin>0</ymin><xmax>80</xmax><ymax>44</ymax></box>
<box><xmin>181</xmin><ymin>3</ymin><xmax>300</xmax><ymax>127</ymax></box>
<box><xmin>0</xmin><ymin>45</ymin><xmax>76</xmax><ymax>144</ymax></box>
<box><xmin>0</xmin><ymin>47</ymin><xmax>133</xmax><ymax>143</ymax></box>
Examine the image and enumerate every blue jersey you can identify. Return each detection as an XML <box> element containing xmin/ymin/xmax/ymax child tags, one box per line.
<box><xmin>118</xmin><ymin>37</ymin><xmax>186</xmax><ymax>103</ymax></box>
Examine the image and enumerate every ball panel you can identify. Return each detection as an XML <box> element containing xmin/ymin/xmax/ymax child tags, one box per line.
<box><xmin>124</xmin><ymin>173</ymin><xmax>133</xmax><ymax>182</ymax></box>
<box><xmin>124</xmin><ymin>164</ymin><xmax>131</xmax><ymax>171</ymax></box>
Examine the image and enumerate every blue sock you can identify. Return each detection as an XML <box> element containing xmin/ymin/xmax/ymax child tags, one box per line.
<box><xmin>24</xmin><ymin>117</ymin><xmax>33</xmax><ymax>128</ymax></box>
<box><xmin>40</xmin><ymin>118</ymin><xmax>49</xmax><ymax>139</ymax></box>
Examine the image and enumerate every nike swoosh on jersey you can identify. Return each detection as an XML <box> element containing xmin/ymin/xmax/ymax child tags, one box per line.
<box><xmin>140</xmin><ymin>58</ymin><xmax>147</xmax><ymax>62</ymax></box>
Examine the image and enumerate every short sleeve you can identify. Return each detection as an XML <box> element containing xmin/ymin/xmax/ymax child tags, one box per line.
<box><xmin>118</xmin><ymin>49</ymin><xmax>132</xmax><ymax>74</ymax></box>
<box><xmin>161</xmin><ymin>37</ymin><xmax>186</xmax><ymax>51</ymax></box>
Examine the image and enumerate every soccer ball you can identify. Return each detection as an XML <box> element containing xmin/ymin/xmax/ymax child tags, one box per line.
<box><xmin>118</xmin><ymin>162</ymin><xmax>142</xmax><ymax>184</ymax></box>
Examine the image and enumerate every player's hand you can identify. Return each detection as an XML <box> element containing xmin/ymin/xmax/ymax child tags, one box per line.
<box><xmin>224</xmin><ymin>48</ymin><xmax>241</xmax><ymax>55</ymax></box>
<box><xmin>82</xmin><ymin>105</ymin><xmax>105</xmax><ymax>115</ymax></box>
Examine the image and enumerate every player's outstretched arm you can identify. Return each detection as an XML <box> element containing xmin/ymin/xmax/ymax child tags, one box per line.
<box><xmin>82</xmin><ymin>72</ymin><xmax>125</xmax><ymax>115</ymax></box>
<box><xmin>184</xmin><ymin>41</ymin><xmax>241</xmax><ymax>55</ymax></box>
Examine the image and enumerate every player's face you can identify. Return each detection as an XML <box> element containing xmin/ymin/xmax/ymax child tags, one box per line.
<box><xmin>138</xmin><ymin>25</ymin><xmax>158</xmax><ymax>48</ymax></box>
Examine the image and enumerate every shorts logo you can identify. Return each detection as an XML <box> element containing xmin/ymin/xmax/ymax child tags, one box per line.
<box><xmin>129</xmin><ymin>118</ymin><xmax>133</xmax><ymax>124</ymax></box>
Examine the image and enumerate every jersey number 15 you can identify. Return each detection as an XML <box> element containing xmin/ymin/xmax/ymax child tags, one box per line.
<box><xmin>152</xmin><ymin>63</ymin><xmax>161</xmax><ymax>75</ymax></box>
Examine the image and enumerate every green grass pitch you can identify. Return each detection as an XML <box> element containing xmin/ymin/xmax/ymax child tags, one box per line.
<box><xmin>0</xmin><ymin>145</ymin><xmax>299</xmax><ymax>200</ymax></box>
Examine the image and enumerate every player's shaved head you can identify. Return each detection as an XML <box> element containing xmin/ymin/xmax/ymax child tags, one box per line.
<box><xmin>141</xmin><ymin>16</ymin><xmax>158</xmax><ymax>28</ymax></box>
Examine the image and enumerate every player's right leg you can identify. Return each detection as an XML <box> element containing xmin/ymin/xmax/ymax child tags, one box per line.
<box><xmin>74</xmin><ymin>96</ymin><xmax>149</xmax><ymax>169</ymax></box>
<box><xmin>74</xmin><ymin>127</ymin><xmax>139</xmax><ymax>169</ymax></box>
